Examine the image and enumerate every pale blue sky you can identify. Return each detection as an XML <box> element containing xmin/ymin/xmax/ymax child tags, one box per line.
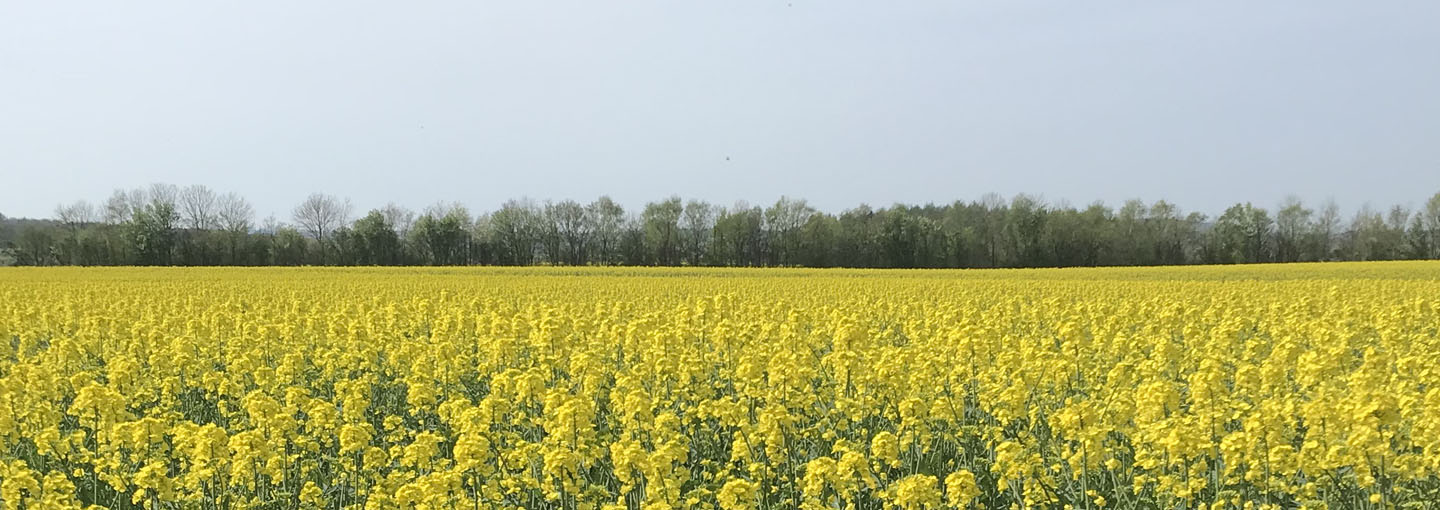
<box><xmin>3</xmin><ymin>1</ymin><xmax>1438</xmax><ymax>220</ymax></box>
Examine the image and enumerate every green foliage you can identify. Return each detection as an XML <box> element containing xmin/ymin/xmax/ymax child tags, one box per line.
<box><xmin>350</xmin><ymin>211</ymin><xmax>402</xmax><ymax>265</ymax></box>
<box><xmin>10</xmin><ymin>190</ymin><xmax>1440</xmax><ymax>268</ymax></box>
<box><xmin>126</xmin><ymin>201</ymin><xmax>179</xmax><ymax>265</ymax></box>
<box><xmin>411</xmin><ymin>210</ymin><xmax>469</xmax><ymax>265</ymax></box>
<box><xmin>642</xmin><ymin>197</ymin><xmax>683</xmax><ymax>266</ymax></box>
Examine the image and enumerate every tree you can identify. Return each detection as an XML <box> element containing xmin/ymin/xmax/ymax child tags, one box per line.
<box><xmin>16</xmin><ymin>225</ymin><xmax>55</xmax><ymax>266</ymax></box>
<box><xmin>351</xmin><ymin>211</ymin><xmax>402</xmax><ymax>265</ymax></box>
<box><xmin>1405</xmin><ymin>214</ymin><xmax>1431</xmax><ymax>259</ymax></box>
<box><xmin>1342</xmin><ymin>204</ymin><xmax>1409</xmax><ymax>261</ymax></box>
<box><xmin>490</xmin><ymin>199</ymin><xmax>542</xmax><ymax>265</ymax></box>
<box><xmin>53</xmin><ymin>200</ymin><xmax>96</xmax><ymax>264</ymax></box>
<box><xmin>835</xmin><ymin>205</ymin><xmax>881</xmax><ymax>268</ymax></box>
<box><xmin>1005</xmin><ymin>194</ymin><xmax>1050</xmax><ymax>267</ymax></box>
<box><xmin>1273</xmin><ymin>196</ymin><xmax>1312</xmax><ymax>263</ymax></box>
<box><xmin>1241</xmin><ymin>204</ymin><xmax>1273</xmax><ymax>263</ymax></box>
<box><xmin>764</xmin><ymin>197</ymin><xmax>815</xmax><ymax>266</ymax></box>
<box><xmin>1211</xmin><ymin>203</ymin><xmax>1271</xmax><ymax>263</ymax></box>
<box><xmin>1384</xmin><ymin>205</ymin><xmax>1412</xmax><ymax>260</ymax></box>
<box><xmin>588</xmin><ymin>197</ymin><xmax>626</xmax><ymax>265</ymax></box>
<box><xmin>547</xmin><ymin>200</ymin><xmax>594</xmax><ymax>266</ymax></box>
<box><xmin>178</xmin><ymin>185</ymin><xmax>218</xmax><ymax>230</ymax></box>
<box><xmin>292</xmin><ymin>193</ymin><xmax>352</xmax><ymax>262</ymax></box>
<box><xmin>271</xmin><ymin>226</ymin><xmax>307</xmax><ymax>265</ymax></box>
<box><xmin>103</xmin><ymin>189</ymin><xmax>138</xmax><ymax>224</ymax></box>
<box><xmin>412</xmin><ymin>204</ymin><xmax>472</xmax><ymax>265</ymax></box>
<box><xmin>1423</xmin><ymin>192</ymin><xmax>1440</xmax><ymax>259</ymax></box>
<box><xmin>797</xmin><ymin>213</ymin><xmax>839</xmax><ymax>267</ymax></box>
<box><xmin>642</xmin><ymin>197</ymin><xmax>683</xmax><ymax>265</ymax></box>
<box><xmin>1148</xmin><ymin>200</ymin><xmax>1196</xmax><ymax>265</ymax></box>
<box><xmin>23</xmin><ymin>187</ymin><xmax>1440</xmax><ymax>268</ymax></box>
<box><xmin>55</xmin><ymin>200</ymin><xmax>96</xmax><ymax>227</ymax></box>
<box><xmin>618</xmin><ymin>216</ymin><xmax>649</xmax><ymax>266</ymax></box>
<box><xmin>127</xmin><ymin>201</ymin><xmax>179</xmax><ymax>265</ymax></box>
<box><xmin>879</xmin><ymin>208</ymin><xmax>924</xmax><ymax>268</ymax></box>
<box><xmin>380</xmin><ymin>203</ymin><xmax>416</xmax><ymax>239</ymax></box>
<box><xmin>1311</xmin><ymin>199</ymin><xmax>1342</xmax><ymax>261</ymax></box>
<box><xmin>1046</xmin><ymin>202</ymin><xmax>1111</xmax><ymax>267</ymax></box>
<box><xmin>1181</xmin><ymin>212</ymin><xmax>1208</xmax><ymax>263</ymax></box>
<box><xmin>147</xmin><ymin>183</ymin><xmax>179</xmax><ymax>209</ymax></box>
<box><xmin>976</xmin><ymin>193</ymin><xmax>1007</xmax><ymax>267</ymax></box>
<box><xmin>174</xmin><ymin>185</ymin><xmax>221</xmax><ymax>265</ymax></box>
<box><xmin>712</xmin><ymin>202</ymin><xmax>764</xmax><ymax>266</ymax></box>
<box><xmin>216</xmin><ymin>192</ymin><xmax>254</xmax><ymax>264</ymax></box>
<box><xmin>1115</xmin><ymin>199</ymin><xmax>1151</xmax><ymax>265</ymax></box>
<box><xmin>680</xmin><ymin>200</ymin><xmax>714</xmax><ymax>266</ymax></box>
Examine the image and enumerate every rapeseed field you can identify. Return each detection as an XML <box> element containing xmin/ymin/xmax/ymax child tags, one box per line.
<box><xmin>2</xmin><ymin>263</ymin><xmax>1438</xmax><ymax>510</ymax></box>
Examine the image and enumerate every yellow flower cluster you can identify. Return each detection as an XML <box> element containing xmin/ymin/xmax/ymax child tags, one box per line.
<box><xmin>1</xmin><ymin>262</ymin><xmax>1438</xmax><ymax>509</ymax></box>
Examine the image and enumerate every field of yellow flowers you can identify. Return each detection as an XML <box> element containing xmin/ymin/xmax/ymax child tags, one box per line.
<box><xmin>2</xmin><ymin>263</ymin><xmax>1439</xmax><ymax>510</ymax></box>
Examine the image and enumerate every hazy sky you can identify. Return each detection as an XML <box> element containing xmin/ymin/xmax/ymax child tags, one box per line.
<box><xmin>3</xmin><ymin>1</ymin><xmax>1438</xmax><ymax>221</ymax></box>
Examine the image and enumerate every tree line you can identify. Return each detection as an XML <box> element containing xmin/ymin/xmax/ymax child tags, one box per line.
<box><xmin>2</xmin><ymin>183</ymin><xmax>1439</xmax><ymax>268</ymax></box>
